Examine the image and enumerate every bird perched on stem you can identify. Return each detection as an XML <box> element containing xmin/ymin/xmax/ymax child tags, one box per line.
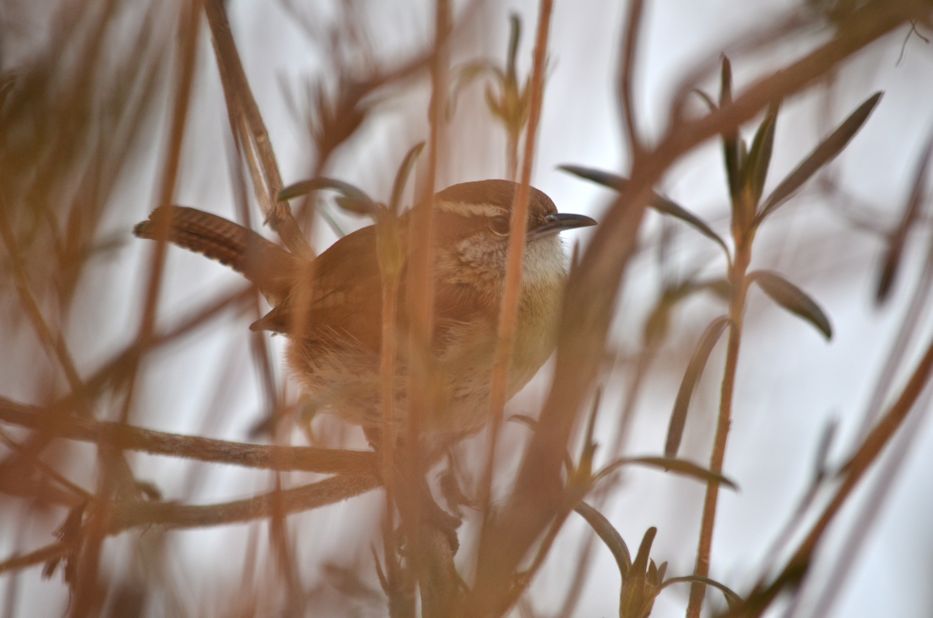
<box><xmin>134</xmin><ymin>179</ymin><xmax>595</xmax><ymax>439</ymax></box>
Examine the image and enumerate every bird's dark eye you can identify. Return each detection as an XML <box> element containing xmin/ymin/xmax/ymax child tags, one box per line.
<box><xmin>488</xmin><ymin>215</ymin><xmax>510</xmax><ymax>236</ymax></box>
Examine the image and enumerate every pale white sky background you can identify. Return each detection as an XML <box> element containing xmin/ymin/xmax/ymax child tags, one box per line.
<box><xmin>3</xmin><ymin>1</ymin><xmax>933</xmax><ymax>616</ymax></box>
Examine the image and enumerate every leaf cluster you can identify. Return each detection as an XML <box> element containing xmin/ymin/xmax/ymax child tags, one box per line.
<box><xmin>562</xmin><ymin>57</ymin><xmax>880</xmax><ymax>461</ymax></box>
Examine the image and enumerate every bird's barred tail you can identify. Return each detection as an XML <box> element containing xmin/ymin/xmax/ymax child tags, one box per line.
<box><xmin>133</xmin><ymin>206</ymin><xmax>297</xmax><ymax>303</ymax></box>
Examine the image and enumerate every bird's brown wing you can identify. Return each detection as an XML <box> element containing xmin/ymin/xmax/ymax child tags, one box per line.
<box><xmin>251</xmin><ymin>223</ymin><xmax>497</xmax><ymax>355</ymax></box>
<box><xmin>251</xmin><ymin>225</ymin><xmax>384</xmax><ymax>351</ymax></box>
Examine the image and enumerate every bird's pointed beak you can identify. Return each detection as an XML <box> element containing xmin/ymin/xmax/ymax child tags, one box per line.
<box><xmin>529</xmin><ymin>212</ymin><xmax>597</xmax><ymax>241</ymax></box>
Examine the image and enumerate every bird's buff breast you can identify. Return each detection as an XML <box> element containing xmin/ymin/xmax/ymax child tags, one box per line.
<box><xmin>286</xmin><ymin>277</ymin><xmax>563</xmax><ymax>437</ymax></box>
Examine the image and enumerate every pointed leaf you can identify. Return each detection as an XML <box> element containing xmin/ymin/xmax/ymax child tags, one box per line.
<box><xmin>749</xmin><ymin>270</ymin><xmax>833</xmax><ymax>340</ymax></box>
<box><xmin>279</xmin><ymin>177</ymin><xmax>379</xmax><ymax>216</ymax></box>
<box><xmin>371</xmin><ymin>546</ymin><xmax>390</xmax><ymax>591</ymax></box>
<box><xmin>814</xmin><ymin>418</ymin><xmax>838</xmax><ymax>481</ymax></box>
<box><xmin>574</xmin><ymin>501</ymin><xmax>632</xmax><ymax>575</ymax></box>
<box><xmin>558</xmin><ymin>164</ymin><xmax>624</xmax><ymax>190</ymax></box>
<box><xmin>744</xmin><ymin>101</ymin><xmax>780</xmax><ymax>207</ymax></box>
<box><xmin>506</xmin><ymin>13</ymin><xmax>522</xmax><ymax>79</ymax></box>
<box><xmin>579</xmin><ymin>388</ymin><xmax>603</xmax><ymax>473</ymax></box>
<box><xmin>389</xmin><ymin>142</ymin><xmax>425</xmax><ymax>213</ymax></box>
<box><xmin>692</xmin><ymin>88</ymin><xmax>717</xmax><ymax>113</ymax></box>
<box><xmin>558</xmin><ymin>165</ymin><xmax>730</xmax><ymax>257</ymax></box>
<box><xmin>719</xmin><ymin>56</ymin><xmax>742</xmax><ymax>203</ymax></box>
<box><xmin>665</xmin><ymin>316</ymin><xmax>731</xmax><ymax>457</ymax></box>
<box><xmin>632</xmin><ymin>527</ymin><xmax>657</xmax><ymax>574</ymax></box>
<box><xmin>662</xmin><ymin>575</ymin><xmax>743</xmax><ymax>608</ymax></box>
<box><xmin>718</xmin><ymin>55</ymin><xmax>733</xmax><ymax>108</ymax></box>
<box><xmin>876</xmin><ymin>128</ymin><xmax>933</xmax><ymax>303</ymax></box>
<box><xmin>593</xmin><ymin>455</ymin><xmax>738</xmax><ymax>491</ymax></box>
<box><xmin>484</xmin><ymin>83</ymin><xmax>506</xmax><ymax>121</ymax></box>
<box><xmin>757</xmin><ymin>92</ymin><xmax>882</xmax><ymax>224</ymax></box>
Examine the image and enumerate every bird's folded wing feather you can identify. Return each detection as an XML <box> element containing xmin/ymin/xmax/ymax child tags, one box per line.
<box><xmin>252</xmin><ymin>225</ymin><xmax>497</xmax><ymax>356</ymax></box>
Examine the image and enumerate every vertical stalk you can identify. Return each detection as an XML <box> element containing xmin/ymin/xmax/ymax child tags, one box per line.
<box><xmin>479</xmin><ymin>0</ymin><xmax>554</xmax><ymax>519</ymax></box>
<box><xmin>687</xmin><ymin>239</ymin><xmax>750</xmax><ymax>617</ymax></box>
<box><xmin>397</xmin><ymin>2</ymin><xmax>452</xmax><ymax>615</ymax></box>
<box><xmin>506</xmin><ymin>128</ymin><xmax>519</xmax><ymax>181</ymax></box>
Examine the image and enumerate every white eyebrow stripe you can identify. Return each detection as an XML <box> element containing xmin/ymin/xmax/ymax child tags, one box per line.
<box><xmin>436</xmin><ymin>201</ymin><xmax>507</xmax><ymax>217</ymax></box>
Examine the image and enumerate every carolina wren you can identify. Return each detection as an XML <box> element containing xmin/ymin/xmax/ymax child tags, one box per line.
<box><xmin>134</xmin><ymin>179</ymin><xmax>595</xmax><ymax>438</ymax></box>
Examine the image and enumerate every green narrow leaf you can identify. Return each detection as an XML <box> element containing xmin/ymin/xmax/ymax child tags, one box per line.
<box><xmin>620</xmin><ymin>528</ymin><xmax>662</xmax><ymax>618</ymax></box>
<box><xmin>578</xmin><ymin>388</ymin><xmax>603</xmax><ymax>473</ymax></box>
<box><xmin>749</xmin><ymin>270</ymin><xmax>833</xmax><ymax>340</ymax></box>
<box><xmin>506</xmin><ymin>12</ymin><xmax>522</xmax><ymax>79</ymax></box>
<box><xmin>813</xmin><ymin>418</ymin><xmax>838</xmax><ymax>481</ymax></box>
<box><xmin>574</xmin><ymin>501</ymin><xmax>632</xmax><ymax>576</ymax></box>
<box><xmin>389</xmin><ymin>142</ymin><xmax>425</xmax><ymax>213</ymax></box>
<box><xmin>558</xmin><ymin>165</ymin><xmax>730</xmax><ymax>257</ymax></box>
<box><xmin>662</xmin><ymin>575</ymin><xmax>743</xmax><ymax>608</ymax></box>
<box><xmin>631</xmin><ymin>527</ymin><xmax>657</xmax><ymax>574</ymax></box>
<box><xmin>665</xmin><ymin>316</ymin><xmax>731</xmax><ymax>457</ymax></box>
<box><xmin>876</xmin><ymin>128</ymin><xmax>933</xmax><ymax>303</ymax></box>
<box><xmin>692</xmin><ymin>88</ymin><xmax>717</xmax><ymax>113</ymax></box>
<box><xmin>756</xmin><ymin>91</ymin><xmax>883</xmax><ymax>225</ymax></box>
<box><xmin>371</xmin><ymin>546</ymin><xmax>389</xmax><ymax>592</ymax></box>
<box><xmin>593</xmin><ymin>454</ymin><xmax>739</xmax><ymax>491</ymax></box>
<box><xmin>278</xmin><ymin>177</ymin><xmax>379</xmax><ymax>216</ymax></box>
<box><xmin>719</xmin><ymin>56</ymin><xmax>742</xmax><ymax>203</ymax></box>
<box><xmin>557</xmin><ymin>164</ymin><xmax>624</xmax><ymax>190</ymax></box>
<box><xmin>718</xmin><ymin>55</ymin><xmax>733</xmax><ymax>108</ymax></box>
<box><xmin>484</xmin><ymin>83</ymin><xmax>506</xmax><ymax>121</ymax></box>
<box><xmin>744</xmin><ymin>101</ymin><xmax>780</xmax><ymax>207</ymax></box>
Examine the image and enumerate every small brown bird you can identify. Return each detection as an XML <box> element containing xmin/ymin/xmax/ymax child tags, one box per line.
<box><xmin>134</xmin><ymin>179</ymin><xmax>595</xmax><ymax>439</ymax></box>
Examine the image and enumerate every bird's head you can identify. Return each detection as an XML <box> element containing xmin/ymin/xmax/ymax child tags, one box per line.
<box><xmin>431</xmin><ymin>179</ymin><xmax>596</xmax><ymax>288</ymax></box>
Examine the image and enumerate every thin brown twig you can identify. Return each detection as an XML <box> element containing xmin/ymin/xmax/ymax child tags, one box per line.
<box><xmin>687</xmin><ymin>253</ymin><xmax>747</xmax><ymax>617</ymax></box>
<box><xmin>131</xmin><ymin>0</ymin><xmax>202</xmax><ymax>404</ymax></box>
<box><xmin>0</xmin><ymin>474</ymin><xmax>379</xmax><ymax>577</ymax></box>
<box><xmin>0</xmin><ymin>204</ymin><xmax>86</xmax><ymax>401</ymax></box>
<box><xmin>0</xmin><ymin>282</ymin><xmax>254</xmax><ymax>480</ymax></box>
<box><xmin>479</xmin><ymin>0</ymin><xmax>555</xmax><ymax>524</ymax></box>
<box><xmin>204</xmin><ymin>0</ymin><xmax>312</xmax><ymax>260</ymax></box>
<box><xmin>219</xmin><ymin>80</ymin><xmax>302</xmax><ymax>607</ymax></box>
<box><xmin>0</xmin><ymin>542</ymin><xmax>70</xmax><ymax>577</ymax></box>
<box><xmin>399</xmin><ymin>2</ymin><xmax>457</xmax><ymax>615</ymax></box>
<box><xmin>80</xmin><ymin>283</ymin><xmax>255</xmax><ymax>404</ymax></box>
<box><xmin>0</xmin><ymin>397</ymin><xmax>377</xmax><ymax>475</ymax></box>
<box><xmin>0</xmin><ymin>428</ymin><xmax>91</xmax><ymax>500</ymax></box>
<box><xmin>0</xmin><ymin>189</ymin><xmax>107</xmax><ymax>508</ymax></box>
